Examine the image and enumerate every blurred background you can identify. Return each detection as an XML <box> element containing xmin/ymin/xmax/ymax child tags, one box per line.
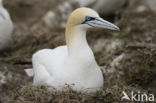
<box><xmin>0</xmin><ymin>0</ymin><xmax>156</xmax><ymax>102</ymax></box>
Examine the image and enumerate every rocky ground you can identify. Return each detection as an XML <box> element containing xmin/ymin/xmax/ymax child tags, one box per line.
<box><xmin>0</xmin><ymin>0</ymin><xmax>156</xmax><ymax>103</ymax></box>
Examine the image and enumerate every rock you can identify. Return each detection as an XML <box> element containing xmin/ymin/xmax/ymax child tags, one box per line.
<box><xmin>42</xmin><ymin>11</ymin><xmax>57</xmax><ymax>28</ymax></box>
<box><xmin>93</xmin><ymin>38</ymin><xmax>122</xmax><ymax>53</ymax></box>
<box><xmin>136</xmin><ymin>5</ymin><xmax>147</xmax><ymax>13</ymax></box>
<box><xmin>0</xmin><ymin>72</ymin><xmax>7</xmax><ymax>86</ymax></box>
<box><xmin>145</xmin><ymin>0</ymin><xmax>156</xmax><ymax>12</ymax></box>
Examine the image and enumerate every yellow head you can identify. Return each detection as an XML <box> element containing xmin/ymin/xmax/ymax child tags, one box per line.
<box><xmin>65</xmin><ymin>7</ymin><xmax>120</xmax><ymax>46</ymax></box>
<box><xmin>66</xmin><ymin>7</ymin><xmax>120</xmax><ymax>30</ymax></box>
<box><xmin>66</xmin><ymin>7</ymin><xmax>99</xmax><ymax>28</ymax></box>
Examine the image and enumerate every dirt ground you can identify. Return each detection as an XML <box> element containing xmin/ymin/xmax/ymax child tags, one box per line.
<box><xmin>0</xmin><ymin>0</ymin><xmax>156</xmax><ymax>103</ymax></box>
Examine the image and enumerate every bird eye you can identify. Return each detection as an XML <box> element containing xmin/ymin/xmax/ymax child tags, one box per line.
<box><xmin>85</xmin><ymin>16</ymin><xmax>95</xmax><ymax>22</ymax></box>
<box><xmin>86</xmin><ymin>16</ymin><xmax>96</xmax><ymax>21</ymax></box>
<box><xmin>81</xmin><ymin>16</ymin><xmax>95</xmax><ymax>24</ymax></box>
<box><xmin>86</xmin><ymin>16</ymin><xmax>92</xmax><ymax>21</ymax></box>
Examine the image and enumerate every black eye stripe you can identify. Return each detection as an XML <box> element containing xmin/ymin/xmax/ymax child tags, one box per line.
<box><xmin>85</xmin><ymin>16</ymin><xmax>95</xmax><ymax>21</ymax></box>
<box><xmin>81</xmin><ymin>16</ymin><xmax>96</xmax><ymax>24</ymax></box>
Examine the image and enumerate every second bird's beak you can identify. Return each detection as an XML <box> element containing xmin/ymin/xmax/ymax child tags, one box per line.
<box><xmin>87</xmin><ymin>17</ymin><xmax>120</xmax><ymax>31</ymax></box>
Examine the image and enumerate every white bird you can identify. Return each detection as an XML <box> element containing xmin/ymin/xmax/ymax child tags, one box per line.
<box><xmin>25</xmin><ymin>7</ymin><xmax>120</xmax><ymax>93</ymax></box>
<box><xmin>74</xmin><ymin>0</ymin><xmax>127</xmax><ymax>15</ymax></box>
<box><xmin>0</xmin><ymin>0</ymin><xmax>13</xmax><ymax>51</ymax></box>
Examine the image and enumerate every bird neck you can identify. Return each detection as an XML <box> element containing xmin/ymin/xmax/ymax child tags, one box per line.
<box><xmin>65</xmin><ymin>25</ymin><xmax>92</xmax><ymax>57</ymax></box>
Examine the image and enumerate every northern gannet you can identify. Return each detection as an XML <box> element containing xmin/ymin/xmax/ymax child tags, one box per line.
<box><xmin>25</xmin><ymin>7</ymin><xmax>120</xmax><ymax>93</ymax></box>
<box><xmin>0</xmin><ymin>0</ymin><xmax>13</xmax><ymax>51</ymax></box>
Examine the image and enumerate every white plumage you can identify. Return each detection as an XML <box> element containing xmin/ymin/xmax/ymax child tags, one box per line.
<box><xmin>25</xmin><ymin>7</ymin><xmax>119</xmax><ymax>93</ymax></box>
<box><xmin>0</xmin><ymin>0</ymin><xmax>13</xmax><ymax>51</ymax></box>
<box><xmin>32</xmin><ymin>46</ymin><xmax>103</xmax><ymax>93</ymax></box>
